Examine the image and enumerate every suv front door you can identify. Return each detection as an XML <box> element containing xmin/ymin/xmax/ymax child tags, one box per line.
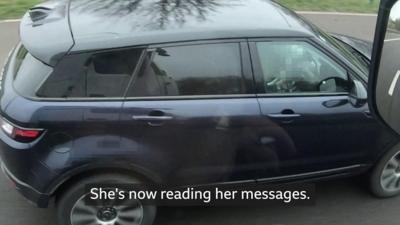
<box><xmin>250</xmin><ymin>39</ymin><xmax>378</xmax><ymax>179</ymax></box>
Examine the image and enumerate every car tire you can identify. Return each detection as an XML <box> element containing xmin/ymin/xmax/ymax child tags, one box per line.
<box><xmin>370</xmin><ymin>143</ymin><xmax>400</xmax><ymax>198</ymax></box>
<box><xmin>56</xmin><ymin>173</ymin><xmax>156</xmax><ymax>225</ymax></box>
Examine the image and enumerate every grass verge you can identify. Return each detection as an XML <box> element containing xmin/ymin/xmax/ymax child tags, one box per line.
<box><xmin>0</xmin><ymin>0</ymin><xmax>40</xmax><ymax>20</ymax></box>
<box><xmin>277</xmin><ymin>0</ymin><xmax>379</xmax><ymax>13</ymax></box>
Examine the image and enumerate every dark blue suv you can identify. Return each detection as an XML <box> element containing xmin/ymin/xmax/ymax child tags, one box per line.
<box><xmin>1</xmin><ymin>0</ymin><xmax>399</xmax><ymax>225</ymax></box>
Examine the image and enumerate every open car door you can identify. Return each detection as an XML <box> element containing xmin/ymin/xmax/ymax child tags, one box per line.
<box><xmin>369</xmin><ymin>0</ymin><xmax>400</xmax><ymax>136</ymax></box>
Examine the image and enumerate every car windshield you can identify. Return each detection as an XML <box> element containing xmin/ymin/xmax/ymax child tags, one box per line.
<box><xmin>314</xmin><ymin>28</ymin><xmax>369</xmax><ymax>75</ymax></box>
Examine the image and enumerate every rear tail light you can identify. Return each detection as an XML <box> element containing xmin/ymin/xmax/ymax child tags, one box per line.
<box><xmin>0</xmin><ymin>117</ymin><xmax>43</xmax><ymax>143</ymax></box>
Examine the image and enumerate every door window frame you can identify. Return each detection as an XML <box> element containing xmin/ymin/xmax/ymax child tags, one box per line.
<box><xmin>248</xmin><ymin>37</ymin><xmax>363</xmax><ymax>97</ymax></box>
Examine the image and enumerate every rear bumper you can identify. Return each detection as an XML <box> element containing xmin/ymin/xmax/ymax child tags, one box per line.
<box><xmin>1</xmin><ymin>160</ymin><xmax>50</xmax><ymax>208</ymax></box>
<box><xmin>0</xmin><ymin>124</ymin><xmax>56</xmax><ymax>208</ymax></box>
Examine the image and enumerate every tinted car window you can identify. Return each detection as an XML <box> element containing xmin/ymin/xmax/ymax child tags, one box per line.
<box><xmin>13</xmin><ymin>46</ymin><xmax>53</xmax><ymax>98</ymax></box>
<box><xmin>13</xmin><ymin>45</ymin><xmax>29</xmax><ymax>76</ymax></box>
<box><xmin>127</xmin><ymin>43</ymin><xmax>246</xmax><ymax>97</ymax></box>
<box><xmin>256</xmin><ymin>42</ymin><xmax>350</xmax><ymax>94</ymax></box>
<box><xmin>36</xmin><ymin>49</ymin><xmax>143</xmax><ymax>98</ymax></box>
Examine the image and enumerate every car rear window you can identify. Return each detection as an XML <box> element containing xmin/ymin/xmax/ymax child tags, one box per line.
<box><xmin>36</xmin><ymin>48</ymin><xmax>144</xmax><ymax>98</ymax></box>
<box><xmin>13</xmin><ymin>46</ymin><xmax>53</xmax><ymax>98</ymax></box>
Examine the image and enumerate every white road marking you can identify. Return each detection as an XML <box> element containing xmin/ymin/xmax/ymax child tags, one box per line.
<box><xmin>0</xmin><ymin>19</ymin><xmax>21</xmax><ymax>24</ymax></box>
<box><xmin>385</xmin><ymin>38</ymin><xmax>400</xmax><ymax>42</ymax></box>
<box><xmin>389</xmin><ymin>70</ymin><xmax>400</xmax><ymax>96</ymax></box>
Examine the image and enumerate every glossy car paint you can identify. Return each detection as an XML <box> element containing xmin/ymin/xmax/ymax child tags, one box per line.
<box><xmin>0</xmin><ymin>0</ymin><xmax>399</xmax><ymax>208</ymax></box>
<box><xmin>22</xmin><ymin>0</ymin><xmax>317</xmax><ymax>65</ymax></box>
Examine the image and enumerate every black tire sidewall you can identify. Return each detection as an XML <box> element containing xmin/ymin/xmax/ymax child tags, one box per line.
<box><xmin>370</xmin><ymin>143</ymin><xmax>400</xmax><ymax>198</ymax></box>
<box><xmin>56</xmin><ymin>174</ymin><xmax>156</xmax><ymax>225</ymax></box>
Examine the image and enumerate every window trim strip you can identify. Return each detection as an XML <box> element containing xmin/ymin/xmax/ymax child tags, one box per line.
<box><xmin>122</xmin><ymin>49</ymin><xmax>148</xmax><ymax>98</ymax></box>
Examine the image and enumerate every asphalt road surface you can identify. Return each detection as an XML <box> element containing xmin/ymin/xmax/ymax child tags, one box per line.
<box><xmin>300</xmin><ymin>12</ymin><xmax>377</xmax><ymax>41</ymax></box>
<box><xmin>1</xmin><ymin>13</ymin><xmax>400</xmax><ymax>225</ymax></box>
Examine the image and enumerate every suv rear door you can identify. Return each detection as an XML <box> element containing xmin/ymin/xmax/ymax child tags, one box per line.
<box><xmin>120</xmin><ymin>40</ymin><xmax>267</xmax><ymax>184</ymax></box>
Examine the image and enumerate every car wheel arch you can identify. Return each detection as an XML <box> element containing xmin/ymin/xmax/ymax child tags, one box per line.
<box><xmin>48</xmin><ymin>163</ymin><xmax>163</xmax><ymax>203</ymax></box>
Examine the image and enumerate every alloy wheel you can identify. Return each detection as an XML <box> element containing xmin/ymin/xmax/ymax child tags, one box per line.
<box><xmin>380</xmin><ymin>151</ymin><xmax>400</xmax><ymax>192</ymax></box>
<box><xmin>70</xmin><ymin>193</ymin><xmax>144</xmax><ymax>225</ymax></box>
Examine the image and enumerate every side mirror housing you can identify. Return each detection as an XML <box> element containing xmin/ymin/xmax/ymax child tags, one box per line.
<box><xmin>350</xmin><ymin>80</ymin><xmax>368</xmax><ymax>107</ymax></box>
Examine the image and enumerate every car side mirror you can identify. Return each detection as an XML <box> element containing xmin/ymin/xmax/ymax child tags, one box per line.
<box><xmin>350</xmin><ymin>80</ymin><xmax>367</xmax><ymax>107</ymax></box>
<box><xmin>369</xmin><ymin>0</ymin><xmax>400</xmax><ymax>135</ymax></box>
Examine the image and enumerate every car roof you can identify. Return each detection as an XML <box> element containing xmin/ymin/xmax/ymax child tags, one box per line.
<box><xmin>69</xmin><ymin>0</ymin><xmax>317</xmax><ymax>52</ymax></box>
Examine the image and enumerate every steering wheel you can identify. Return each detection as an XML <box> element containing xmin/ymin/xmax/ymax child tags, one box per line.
<box><xmin>266</xmin><ymin>77</ymin><xmax>301</xmax><ymax>93</ymax></box>
<box><xmin>317</xmin><ymin>77</ymin><xmax>341</xmax><ymax>92</ymax></box>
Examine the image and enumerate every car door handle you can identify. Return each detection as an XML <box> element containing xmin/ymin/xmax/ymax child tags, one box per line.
<box><xmin>132</xmin><ymin>115</ymin><xmax>173</xmax><ymax>121</ymax></box>
<box><xmin>267</xmin><ymin>114</ymin><xmax>302</xmax><ymax>119</ymax></box>
<box><xmin>267</xmin><ymin>109</ymin><xmax>301</xmax><ymax>124</ymax></box>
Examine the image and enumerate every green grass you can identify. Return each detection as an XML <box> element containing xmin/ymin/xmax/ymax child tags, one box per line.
<box><xmin>277</xmin><ymin>0</ymin><xmax>379</xmax><ymax>13</ymax></box>
<box><xmin>0</xmin><ymin>0</ymin><xmax>41</xmax><ymax>20</ymax></box>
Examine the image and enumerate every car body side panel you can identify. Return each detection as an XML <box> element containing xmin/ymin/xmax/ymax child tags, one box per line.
<box><xmin>256</xmin><ymin>95</ymin><xmax>397</xmax><ymax>173</ymax></box>
<box><xmin>120</xmin><ymin>97</ymin><xmax>267</xmax><ymax>185</ymax></box>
